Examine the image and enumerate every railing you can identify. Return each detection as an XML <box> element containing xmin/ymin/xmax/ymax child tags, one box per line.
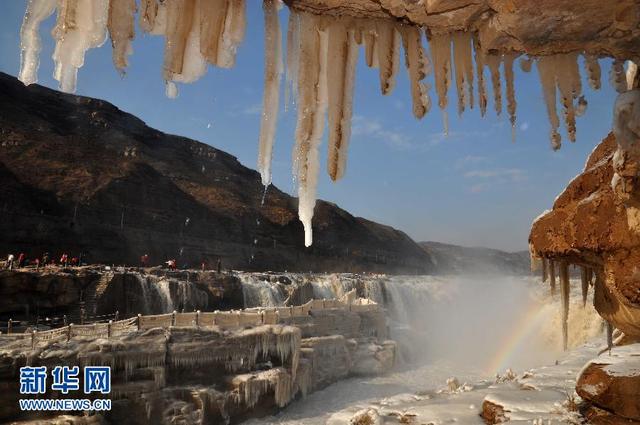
<box><xmin>0</xmin><ymin>289</ymin><xmax>379</xmax><ymax>348</ymax></box>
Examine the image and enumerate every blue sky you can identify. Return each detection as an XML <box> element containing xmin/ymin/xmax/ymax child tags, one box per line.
<box><xmin>0</xmin><ymin>2</ymin><xmax>618</xmax><ymax>251</ymax></box>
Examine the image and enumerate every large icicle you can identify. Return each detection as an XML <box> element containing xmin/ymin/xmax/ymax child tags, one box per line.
<box><xmin>376</xmin><ymin>21</ymin><xmax>401</xmax><ymax>95</ymax></box>
<box><xmin>199</xmin><ymin>0</ymin><xmax>227</xmax><ymax>65</ymax></box>
<box><xmin>18</xmin><ymin>0</ymin><xmax>57</xmax><ymax>86</ymax></box>
<box><xmin>363</xmin><ymin>25</ymin><xmax>379</xmax><ymax>68</ymax></box>
<box><xmin>584</xmin><ymin>54</ymin><xmax>601</xmax><ymax>90</ymax></box>
<box><xmin>541</xmin><ymin>257</ymin><xmax>548</xmax><ymax>283</ymax></box>
<box><xmin>257</xmin><ymin>0</ymin><xmax>283</xmax><ymax>186</ymax></box>
<box><xmin>162</xmin><ymin>0</ymin><xmax>196</xmax><ymax>97</ymax></box>
<box><xmin>485</xmin><ymin>54</ymin><xmax>502</xmax><ymax>116</ymax></box>
<box><xmin>504</xmin><ymin>53</ymin><xmax>517</xmax><ymax>140</ymax></box>
<box><xmin>430</xmin><ymin>33</ymin><xmax>452</xmax><ymax>133</ymax></box>
<box><xmin>51</xmin><ymin>0</ymin><xmax>110</xmax><ymax>93</ymax></box>
<box><xmin>473</xmin><ymin>35</ymin><xmax>487</xmax><ymax>117</ymax></box>
<box><xmin>139</xmin><ymin>0</ymin><xmax>159</xmax><ymax>33</ymax></box>
<box><xmin>401</xmin><ymin>26</ymin><xmax>431</xmax><ymax>119</ymax></box>
<box><xmin>326</xmin><ymin>19</ymin><xmax>358</xmax><ymax>181</ymax></box>
<box><xmin>580</xmin><ymin>266</ymin><xmax>589</xmax><ymax>307</ymax></box>
<box><xmin>559</xmin><ymin>261</ymin><xmax>570</xmax><ymax>351</ymax></box>
<box><xmin>536</xmin><ymin>56</ymin><xmax>562</xmax><ymax>150</ymax></box>
<box><xmin>108</xmin><ymin>0</ymin><xmax>136</xmax><ymax>73</ymax></box>
<box><xmin>293</xmin><ymin>13</ymin><xmax>328</xmax><ymax>247</ymax></box>
<box><xmin>452</xmin><ymin>32</ymin><xmax>474</xmax><ymax>115</ymax></box>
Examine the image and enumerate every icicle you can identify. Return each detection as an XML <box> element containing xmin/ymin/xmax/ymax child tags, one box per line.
<box><xmin>293</xmin><ymin>13</ymin><xmax>328</xmax><ymax>247</ymax></box>
<box><xmin>584</xmin><ymin>54</ymin><xmax>601</xmax><ymax>90</ymax></box>
<box><xmin>549</xmin><ymin>259</ymin><xmax>556</xmax><ymax>295</ymax></box>
<box><xmin>162</xmin><ymin>0</ymin><xmax>195</xmax><ymax>92</ymax></box>
<box><xmin>326</xmin><ymin>19</ymin><xmax>358</xmax><ymax>181</ymax></box>
<box><xmin>363</xmin><ymin>25</ymin><xmax>378</xmax><ymax>68</ymax></box>
<box><xmin>108</xmin><ymin>0</ymin><xmax>136</xmax><ymax>73</ymax></box>
<box><xmin>18</xmin><ymin>0</ymin><xmax>57</xmax><ymax>86</ymax></box>
<box><xmin>556</xmin><ymin>53</ymin><xmax>582</xmax><ymax>142</ymax></box>
<box><xmin>376</xmin><ymin>21</ymin><xmax>400</xmax><ymax>95</ymax></box>
<box><xmin>626</xmin><ymin>60</ymin><xmax>638</xmax><ymax>90</ymax></box>
<box><xmin>504</xmin><ymin>53</ymin><xmax>517</xmax><ymax>141</ymax></box>
<box><xmin>139</xmin><ymin>0</ymin><xmax>158</xmax><ymax>33</ymax></box>
<box><xmin>606</xmin><ymin>321</ymin><xmax>613</xmax><ymax>353</ymax></box>
<box><xmin>473</xmin><ymin>34</ymin><xmax>487</xmax><ymax>117</ymax></box>
<box><xmin>171</xmin><ymin>0</ymin><xmax>207</xmax><ymax>85</ymax></box>
<box><xmin>199</xmin><ymin>0</ymin><xmax>227</xmax><ymax>65</ymax></box>
<box><xmin>257</xmin><ymin>0</ymin><xmax>283</xmax><ymax>187</ymax></box>
<box><xmin>576</xmin><ymin>96</ymin><xmax>588</xmax><ymax>117</ymax></box>
<box><xmin>430</xmin><ymin>33</ymin><xmax>452</xmax><ymax>133</ymax></box>
<box><xmin>580</xmin><ymin>266</ymin><xmax>589</xmax><ymax>307</ymax></box>
<box><xmin>611</xmin><ymin>59</ymin><xmax>628</xmax><ymax>93</ymax></box>
<box><xmin>401</xmin><ymin>26</ymin><xmax>431</xmax><ymax>119</ymax></box>
<box><xmin>536</xmin><ymin>56</ymin><xmax>561</xmax><ymax>150</ymax></box>
<box><xmin>542</xmin><ymin>257</ymin><xmax>548</xmax><ymax>283</ymax></box>
<box><xmin>485</xmin><ymin>54</ymin><xmax>502</xmax><ymax>116</ymax></box>
<box><xmin>216</xmin><ymin>0</ymin><xmax>246</xmax><ymax>68</ymax></box>
<box><xmin>51</xmin><ymin>0</ymin><xmax>110</xmax><ymax>93</ymax></box>
<box><xmin>559</xmin><ymin>261</ymin><xmax>570</xmax><ymax>351</ymax></box>
<box><xmin>452</xmin><ymin>31</ymin><xmax>473</xmax><ymax>115</ymax></box>
<box><xmin>284</xmin><ymin>11</ymin><xmax>300</xmax><ymax>110</ymax></box>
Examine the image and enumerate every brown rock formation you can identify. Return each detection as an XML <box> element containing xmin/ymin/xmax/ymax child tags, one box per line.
<box><xmin>529</xmin><ymin>132</ymin><xmax>640</xmax><ymax>338</ymax></box>
<box><xmin>577</xmin><ymin>344</ymin><xmax>640</xmax><ymax>421</ymax></box>
<box><xmin>0</xmin><ymin>72</ymin><xmax>433</xmax><ymax>274</ymax></box>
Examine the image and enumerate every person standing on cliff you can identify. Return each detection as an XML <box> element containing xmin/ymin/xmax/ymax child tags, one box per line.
<box><xmin>17</xmin><ymin>253</ymin><xmax>25</xmax><ymax>268</ymax></box>
<box><xmin>60</xmin><ymin>253</ymin><xmax>68</xmax><ymax>267</ymax></box>
<box><xmin>6</xmin><ymin>254</ymin><xmax>14</xmax><ymax>270</ymax></box>
<box><xmin>34</xmin><ymin>257</ymin><xmax>40</xmax><ymax>271</ymax></box>
<box><xmin>41</xmin><ymin>252</ymin><xmax>49</xmax><ymax>268</ymax></box>
<box><xmin>216</xmin><ymin>258</ymin><xmax>222</xmax><ymax>273</ymax></box>
<box><xmin>140</xmin><ymin>254</ymin><xmax>149</xmax><ymax>267</ymax></box>
<box><xmin>201</xmin><ymin>260</ymin><xmax>207</xmax><ymax>272</ymax></box>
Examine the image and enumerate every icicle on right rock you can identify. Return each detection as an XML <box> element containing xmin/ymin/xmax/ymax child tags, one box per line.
<box><xmin>606</xmin><ymin>321</ymin><xmax>614</xmax><ymax>352</ymax></box>
<box><xmin>257</xmin><ymin>0</ymin><xmax>283</xmax><ymax>187</ymax></box>
<box><xmin>549</xmin><ymin>259</ymin><xmax>556</xmax><ymax>295</ymax></box>
<box><xmin>559</xmin><ymin>261</ymin><xmax>570</xmax><ymax>351</ymax></box>
<box><xmin>541</xmin><ymin>257</ymin><xmax>548</xmax><ymax>283</ymax></box>
<box><xmin>293</xmin><ymin>13</ymin><xmax>329</xmax><ymax>247</ymax></box>
<box><xmin>18</xmin><ymin>0</ymin><xmax>57</xmax><ymax>86</ymax></box>
<box><xmin>611</xmin><ymin>59</ymin><xmax>628</xmax><ymax>94</ymax></box>
<box><xmin>580</xmin><ymin>266</ymin><xmax>589</xmax><ymax>307</ymax></box>
<box><xmin>326</xmin><ymin>18</ymin><xmax>358</xmax><ymax>181</ymax></box>
<box><xmin>584</xmin><ymin>54</ymin><xmax>601</xmax><ymax>90</ymax></box>
<box><xmin>284</xmin><ymin>10</ymin><xmax>300</xmax><ymax>110</ymax></box>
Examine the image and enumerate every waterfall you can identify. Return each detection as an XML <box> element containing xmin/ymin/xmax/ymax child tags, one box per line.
<box><xmin>237</xmin><ymin>273</ymin><xmax>287</xmax><ymax>308</ymax></box>
<box><xmin>130</xmin><ymin>272</ymin><xmax>209</xmax><ymax>314</ymax></box>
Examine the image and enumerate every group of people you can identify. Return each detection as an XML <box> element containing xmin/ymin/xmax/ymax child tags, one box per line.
<box><xmin>4</xmin><ymin>252</ymin><xmax>84</xmax><ymax>270</ymax></box>
<box><xmin>139</xmin><ymin>254</ymin><xmax>222</xmax><ymax>273</ymax></box>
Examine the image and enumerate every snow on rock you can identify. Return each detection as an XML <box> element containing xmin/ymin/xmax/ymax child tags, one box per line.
<box><xmin>577</xmin><ymin>343</ymin><xmax>640</xmax><ymax>420</ymax></box>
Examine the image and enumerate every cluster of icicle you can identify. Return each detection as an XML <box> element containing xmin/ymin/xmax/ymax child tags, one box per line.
<box><xmin>232</xmin><ymin>368</ymin><xmax>293</xmax><ymax>408</ymax></box>
<box><xmin>19</xmin><ymin>1</ymin><xmax>636</xmax><ymax>247</ymax></box>
<box><xmin>540</xmin><ymin>258</ymin><xmax>602</xmax><ymax>351</ymax></box>
<box><xmin>19</xmin><ymin>0</ymin><xmax>246</xmax><ymax>96</ymax></box>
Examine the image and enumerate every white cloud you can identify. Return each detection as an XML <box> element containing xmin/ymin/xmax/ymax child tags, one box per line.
<box><xmin>519</xmin><ymin>121</ymin><xmax>530</xmax><ymax>131</ymax></box>
<box><xmin>455</xmin><ymin>155</ymin><xmax>488</xmax><ymax>170</ymax></box>
<box><xmin>463</xmin><ymin>168</ymin><xmax>526</xmax><ymax>182</ymax></box>
<box><xmin>352</xmin><ymin>115</ymin><xmax>414</xmax><ymax>149</ymax></box>
<box><xmin>242</xmin><ymin>103</ymin><xmax>262</xmax><ymax>115</ymax></box>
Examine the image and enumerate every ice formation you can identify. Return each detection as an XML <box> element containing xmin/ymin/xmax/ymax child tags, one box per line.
<box><xmin>559</xmin><ymin>261</ymin><xmax>570</xmax><ymax>351</ymax></box>
<box><xmin>18</xmin><ymin>0</ymin><xmax>57</xmax><ymax>86</ymax></box>
<box><xmin>292</xmin><ymin>13</ymin><xmax>329</xmax><ymax>247</ymax></box>
<box><xmin>17</xmin><ymin>2</ymin><xmax>625</xmax><ymax>245</ymax></box>
<box><xmin>257</xmin><ymin>0</ymin><xmax>282</xmax><ymax>186</ymax></box>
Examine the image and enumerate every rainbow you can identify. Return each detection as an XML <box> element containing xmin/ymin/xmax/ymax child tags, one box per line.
<box><xmin>485</xmin><ymin>301</ymin><xmax>554</xmax><ymax>375</ymax></box>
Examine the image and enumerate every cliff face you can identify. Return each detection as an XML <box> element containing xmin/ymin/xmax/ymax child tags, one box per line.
<box><xmin>529</xmin><ymin>133</ymin><xmax>640</xmax><ymax>338</ymax></box>
<box><xmin>0</xmin><ymin>72</ymin><xmax>433</xmax><ymax>274</ymax></box>
<box><xmin>420</xmin><ymin>241</ymin><xmax>531</xmax><ymax>275</ymax></box>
